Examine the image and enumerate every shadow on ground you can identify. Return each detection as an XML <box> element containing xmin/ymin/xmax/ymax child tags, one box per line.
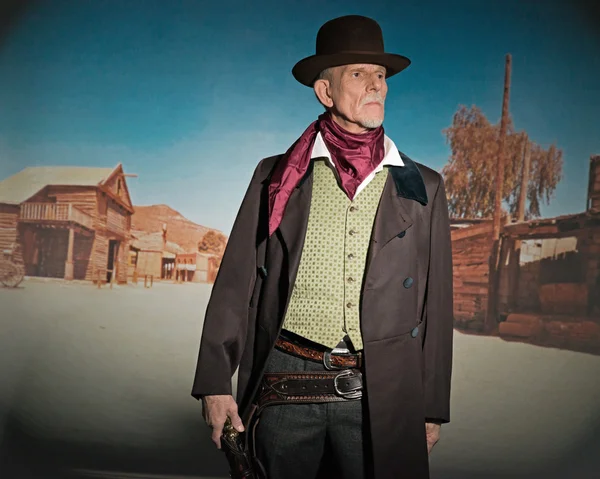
<box><xmin>0</xmin><ymin>408</ymin><xmax>227</xmax><ymax>479</ymax></box>
<box><xmin>1</xmin><ymin>407</ymin><xmax>600</xmax><ymax>479</ymax></box>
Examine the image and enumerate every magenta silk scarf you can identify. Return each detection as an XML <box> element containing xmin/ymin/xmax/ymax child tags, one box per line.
<box><xmin>268</xmin><ymin>112</ymin><xmax>385</xmax><ymax>236</ymax></box>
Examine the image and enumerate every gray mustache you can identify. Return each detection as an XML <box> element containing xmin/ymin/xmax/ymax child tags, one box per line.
<box><xmin>361</xmin><ymin>94</ymin><xmax>385</xmax><ymax>106</ymax></box>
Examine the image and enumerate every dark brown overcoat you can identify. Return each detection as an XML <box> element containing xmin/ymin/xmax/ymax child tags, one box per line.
<box><xmin>191</xmin><ymin>151</ymin><xmax>454</xmax><ymax>479</ymax></box>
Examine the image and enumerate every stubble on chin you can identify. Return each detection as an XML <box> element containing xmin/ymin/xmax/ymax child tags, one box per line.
<box><xmin>357</xmin><ymin>98</ymin><xmax>385</xmax><ymax>129</ymax></box>
<box><xmin>359</xmin><ymin>113</ymin><xmax>385</xmax><ymax>129</ymax></box>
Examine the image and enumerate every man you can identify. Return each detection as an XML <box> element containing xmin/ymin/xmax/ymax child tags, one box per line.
<box><xmin>191</xmin><ymin>15</ymin><xmax>454</xmax><ymax>479</ymax></box>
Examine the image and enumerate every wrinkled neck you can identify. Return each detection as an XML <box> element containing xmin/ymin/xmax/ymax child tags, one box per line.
<box><xmin>328</xmin><ymin>110</ymin><xmax>371</xmax><ymax>135</ymax></box>
<box><xmin>319</xmin><ymin>111</ymin><xmax>383</xmax><ymax>150</ymax></box>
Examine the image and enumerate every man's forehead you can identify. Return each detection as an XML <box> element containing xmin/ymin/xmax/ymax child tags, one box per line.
<box><xmin>337</xmin><ymin>63</ymin><xmax>387</xmax><ymax>73</ymax></box>
<box><xmin>343</xmin><ymin>63</ymin><xmax>385</xmax><ymax>69</ymax></box>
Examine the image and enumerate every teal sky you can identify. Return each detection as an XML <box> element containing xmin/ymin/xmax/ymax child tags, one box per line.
<box><xmin>0</xmin><ymin>0</ymin><xmax>598</xmax><ymax>233</ymax></box>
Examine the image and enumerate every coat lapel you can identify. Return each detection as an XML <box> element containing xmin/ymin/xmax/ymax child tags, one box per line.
<box><xmin>365</xmin><ymin>154</ymin><xmax>429</xmax><ymax>273</ymax></box>
<box><xmin>274</xmin><ymin>161</ymin><xmax>314</xmax><ymax>287</ymax></box>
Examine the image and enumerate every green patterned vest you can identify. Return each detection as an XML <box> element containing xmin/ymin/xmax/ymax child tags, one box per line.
<box><xmin>281</xmin><ymin>158</ymin><xmax>389</xmax><ymax>350</ymax></box>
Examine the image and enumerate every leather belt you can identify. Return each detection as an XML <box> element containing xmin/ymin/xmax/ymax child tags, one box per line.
<box><xmin>274</xmin><ymin>336</ymin><xmax>362</xmax><ymax>370</ymax></box>
<box><xmin>256</xmin><ymin>369</ymin><xmax>363</xmax><ymax>411</ymax></box>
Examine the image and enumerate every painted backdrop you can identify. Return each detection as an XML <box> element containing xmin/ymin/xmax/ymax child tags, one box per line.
<box><xmin>1</xmin><ymin>1</ymin><xmax>599</xmax><ymax>478</ymax></box>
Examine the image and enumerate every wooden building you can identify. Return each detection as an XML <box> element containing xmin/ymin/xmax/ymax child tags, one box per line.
<box><xmin>450</xmin><ymin>154</ymin><xmax>600</xmax><ymax>352</ymax></box>
<box><xmin>0</xmin><ymin>164</ymin><xmax>134</xmax><ymax>284</ymax></box>
<box><xmin>499</xmin><ymin>214</ymin><xmax>596</xmax><ymax>313</ymax></box>
<box><xmin>174</xmin><ymin>251</ymin><xmax>218</xmax><ymax>283</ymax></box>
<box><xmin>129</xmin><ymin>231</ymin><xmax>184</xmax><ymax>282</ymax></box>
<box><xmin>499</xmin><ymin>155</ymin><xmax>600</xmax><ymax>319</ymax></box>
<box><xmin>450</xmin><ymin>218</ymin><xmax>495</xmax><ymax>331</ymax></box>
<box><xmin>496</xmin><ymin>208</ymin><xmax>600</xmax><ymax>353</ymax></box>
<box><xmin>496</xmin><ymin>155</ymin><xmax>600</xmax><ymax>353</ymax></box>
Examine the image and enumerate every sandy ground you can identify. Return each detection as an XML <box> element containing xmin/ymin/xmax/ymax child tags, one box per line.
<box><xmin>1</xmin><ymin>278</ymin><xmax>600</xmax><ymax>478</ymax></box>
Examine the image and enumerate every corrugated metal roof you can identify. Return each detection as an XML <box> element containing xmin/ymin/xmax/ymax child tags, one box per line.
<box><xmin>0</xmin><ymin>166</ymin><xmax>116</xmax><ymax>205</ymax></box>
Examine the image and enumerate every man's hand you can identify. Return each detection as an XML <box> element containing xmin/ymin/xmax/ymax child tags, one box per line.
<box><xmin>202</xmin><ymin>394</ymin><xmax>245</xmax><ymax>449</ymax></box>
<box><xmin>425</xmin><ymin>422</ymin><xmax>441</xmax><ymax>455</ymax></box>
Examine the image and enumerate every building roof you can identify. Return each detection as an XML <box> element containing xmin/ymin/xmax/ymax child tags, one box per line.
<box><xmin>503</xmin><ymin>209</ymin><xmax>600</xmax><ymax>238</ymax></box>
<box><xmin>507</xmin><ymin>209</ymin><xmax>598</xmax><ymax>227</ymax></box>
<box><xmin>176</xmin><ymin>251</ymin><xmax>217</xmax><ymax>258</ymax></box>
<box><xmin>450</xmin><ymin>217</ymin><xmax>491</xmax><ymax>224</ymax></box>
<box><xmin>130</xmin><ymin>231</ymin><xmax>185</xmax><ymax>255</ymax></box>
<box><xmin>0</xmin><ymin>166</ymin><xmax>117</xmax><ymax>205</ymax></box>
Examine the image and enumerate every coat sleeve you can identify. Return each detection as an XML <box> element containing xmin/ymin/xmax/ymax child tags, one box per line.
<box><xmin>422</xmin><ymin>174</ymin><xmax>454</xmax><ymax>424</ymax></box>
<box><xmin>190</xmin><ymin>162</ymin><xmax>265</xmax><ymax>400</ymax></box>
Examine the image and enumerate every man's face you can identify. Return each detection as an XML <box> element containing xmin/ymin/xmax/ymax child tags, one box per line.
<box><xmin>319</xmin><ymin>63</ymin><xmax>388</xmax><ymax>134</ymax></box>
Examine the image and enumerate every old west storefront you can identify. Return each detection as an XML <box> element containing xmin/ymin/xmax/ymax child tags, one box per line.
<box><xmin>0</xmin><ymin>164</ymin><xmax>134</xmax><ymax>283</ymax></box>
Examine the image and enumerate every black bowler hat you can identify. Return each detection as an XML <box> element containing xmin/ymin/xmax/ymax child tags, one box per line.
<box><xmin>292</xmin><ymin>15</ymin><xmax>411</xmax><ymax>87</ymax></box>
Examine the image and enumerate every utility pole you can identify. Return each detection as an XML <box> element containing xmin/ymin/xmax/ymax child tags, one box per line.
<box><xmin>486</xmin><ymin>53</ymin><xmax>512</xmax><ymax>333</ymax></box>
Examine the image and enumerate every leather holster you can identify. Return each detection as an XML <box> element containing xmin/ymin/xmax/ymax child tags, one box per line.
<box><xmin>220</xmin><ymin>414</ymin><xmax>266</xmax><ymax>479</ymax></box>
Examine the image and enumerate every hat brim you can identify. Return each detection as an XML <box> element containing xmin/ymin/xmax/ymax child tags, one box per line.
<box><xmin>292</xmin><ymin>52</ymin><xmax>411</xmax><ymax>87</ymax></box>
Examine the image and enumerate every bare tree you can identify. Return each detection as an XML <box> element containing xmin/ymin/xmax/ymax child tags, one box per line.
<box><xmin>442</xmin><ymin>105</ymin><xmax>563</xmax><ymax>220</ymax></box>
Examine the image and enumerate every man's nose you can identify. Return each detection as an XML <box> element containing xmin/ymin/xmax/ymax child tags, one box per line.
<box><xmin>367</xmin><ymin>74</ymin><xmax>383</xmax><ymax>92</ymax></box>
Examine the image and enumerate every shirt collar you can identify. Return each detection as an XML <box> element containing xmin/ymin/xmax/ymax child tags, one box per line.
<box><xmin>310</xmin><ymin>131</ymin><xmax>404</xmax><ymax>170</ymax></box>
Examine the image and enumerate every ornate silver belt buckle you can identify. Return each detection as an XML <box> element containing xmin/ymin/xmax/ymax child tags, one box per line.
<box><xmin>333</xmin><ymin>369</ymin><xmax>363</xmax><ymax>399</ymax></box>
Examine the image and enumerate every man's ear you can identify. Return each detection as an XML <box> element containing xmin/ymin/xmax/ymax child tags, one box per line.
<box><xmin>314</xmin><ymin>79</ymin><xmax>334</xmax><ymax>108</ymax></box>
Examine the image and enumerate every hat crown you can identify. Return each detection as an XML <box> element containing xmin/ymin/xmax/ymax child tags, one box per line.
<box><xmin>291</xmin><ymin>15</ymin><xmax>410</xmax><ymax>87</ymax></box>
<box><xmin>316</xmin><ymin>15</ymin><xmax>385</xmax><ymax>55</ymax></box>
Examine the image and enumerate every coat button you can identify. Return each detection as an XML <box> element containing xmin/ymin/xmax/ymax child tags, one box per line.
<box><xmin>398</xmin><ymin>230</ymin><xmax>406</xmax><ymax>238</ymax></box>
<box><xmin>403</xmin><ymin>277</ymin><xmax>413</xmax><ymax>288</ymax></box>
<box><xmin>411</xmin><ymin>326</ymin><xmax>419</xmax><ymax>338</ymax></box>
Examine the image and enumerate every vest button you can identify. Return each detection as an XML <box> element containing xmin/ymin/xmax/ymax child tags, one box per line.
<box><xmin>347</xmin><ymin>277</ymin><xmax>355</xmax><ymax>283</ymax></box>
<box><xmin>346</xmin><ymin>302</ymin><xmax>353</xmax><ymax>308</ymax></box>
<box><xmin>411</xmin><ymin>326</ymin><xmax>419</xmax><ymax>338</ymax></box>
<box><xmin>347</xmin><ymin>253</ymin><xmax>354</xmax><ymax>259</ymax></box>
<box><xmin>349</xmin><ymin>230</ymin><xmax>356</xmax><ymax>236</ymax></box>
<box><xmin>403</xmin><ymin>277</ymin><xmax>413</xmax><ymax>288</ymax></box>
<box><xmin>349</xmin><ymin>205</ymin><xmax>358</xmax><ymax>212</ymax></box>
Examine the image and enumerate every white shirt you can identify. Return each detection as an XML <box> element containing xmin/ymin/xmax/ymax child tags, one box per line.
<box><xmin>310</xmin><ymin>131</ymin><xmax>404</xmax><ymax>199</ymax></box>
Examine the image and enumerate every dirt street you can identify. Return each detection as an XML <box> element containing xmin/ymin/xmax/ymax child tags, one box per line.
<box><xmin>1</xmin><ymin>279</ymin><xmax>599</xmax><ymax>478</ymax></box>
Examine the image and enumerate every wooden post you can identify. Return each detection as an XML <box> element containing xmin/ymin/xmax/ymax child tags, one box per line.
<box><xmin>508</xmin><ymin>134</ymin><xmax>531</xmax><ymax>310</ymax></box>
<box><xmin>492</xmin><ymin>53</ymin><xmax>512</xmax><ymax>241</ymax></box>
<box><xmin>517</xmin><ymin>135</ymin><xmax>531</xmax><ymax>222</ymax></box>
<box><xmin>497</xmin><ymin>232</ymin><xmax>512</xmax><ymax>314</ymax></box>
<box><xmin>64</xmin><ymin>227</ymin><xmax>75</xmax><ymax>280</ymax></box>
<box><xmin>486</xmin><ymin>53</ymin><xmax>512</xmax><ymax>333</ymax></box>
<box><xmin>114</xmin><ymin>241</ymin><xmax>119</xmax><ymax>286</ymax></box>
<box><xmin>587</xmin><ymin>155</ymin><xmax>600</xmax><ymax>212</ymax></box>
